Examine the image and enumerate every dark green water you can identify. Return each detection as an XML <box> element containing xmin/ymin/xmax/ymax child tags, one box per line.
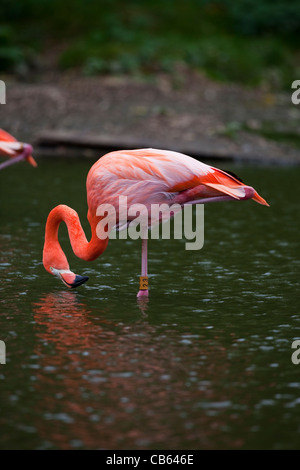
<box><xmin>0</xmin><ymin>158</ymin><xmax>299</xmax><ymax>450</ymax></box>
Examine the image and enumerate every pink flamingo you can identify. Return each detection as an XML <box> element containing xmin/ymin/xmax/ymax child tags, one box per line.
<box><xmin>43</xmin><ymin>148</ymin><xmax>268</xmax><ymax>297</ymax></box>
<box><xmin>0</xmin><ymin>129</ymin><xmax>36</xmax><ymax>170</ymax></box>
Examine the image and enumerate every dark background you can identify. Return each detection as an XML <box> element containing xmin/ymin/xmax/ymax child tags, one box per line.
<box><xmin>1</xmin><ymin>0</ymin><xmax>299</xmax><ymax>88</ymax></box>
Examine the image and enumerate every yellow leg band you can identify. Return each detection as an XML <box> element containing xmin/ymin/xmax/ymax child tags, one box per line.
<box><xmin>139</xmin><ymin>276</ymin><xmax>149</xmax><ymax>290</ymax></box>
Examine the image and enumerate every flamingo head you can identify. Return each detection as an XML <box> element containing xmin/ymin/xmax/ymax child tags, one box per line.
<box><xmin>21</xmin><ymin>143</ymin><xmax>37</xmax><ymax>167</ymax></box>
<box><xmin>0</xmin><ymin>140</ymin><xmax>37</xmax><ymax>167</ymax></box>
<box><xmin>238</xmin><ymin>185</ymin><xmax>269</xmax><ymax>206</ymax></box>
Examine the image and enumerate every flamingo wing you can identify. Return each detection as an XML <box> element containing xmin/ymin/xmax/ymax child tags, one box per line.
<box><xmin>88</xmin><ymin>148</ymin><xmax>212</xmax><ymax>207</ymax></box>
<box><xmin>0</xmin><ymin>129</ymin><xmax>20</xmax><ymax>155</ymax></box>
<box><xmin>0</xmin><ymin>129</ymin><xmax>17</xmax><ymax>142</ymax></box>
<box><xmin>87</xmin><ymin>148</ymin><xmax>268</xmax><ymax>209</ymax></box>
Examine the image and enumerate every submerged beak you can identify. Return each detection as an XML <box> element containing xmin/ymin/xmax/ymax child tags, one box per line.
<box><xmin>60</xmin><ymin>273</ymin><xmax>89</xmax><ymax>288</ymax></box>
<box><xmin>50</xmin><ymin>267</ymin><xmax>89</xmax><ymax>288</ymax></box>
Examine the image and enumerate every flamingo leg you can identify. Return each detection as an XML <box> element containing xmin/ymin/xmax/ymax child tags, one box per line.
<box><xmin>0</xmin><ymin>153</ymin><xmax>27</xmax><ymax>170</ymax></box>
<box><xmin>137</xmin><ymin>237</ymin><xmax>149</xmax><ymax>297</ymax></box>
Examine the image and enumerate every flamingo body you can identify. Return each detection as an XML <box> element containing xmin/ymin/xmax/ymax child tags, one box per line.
<box><xmin>43</xmin><ymin>148</ymin><xmax>268</xmax><ymax>293</ymax></box>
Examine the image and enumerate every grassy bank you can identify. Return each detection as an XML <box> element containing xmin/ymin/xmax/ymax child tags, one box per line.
<box><xmin>1</xmin><ymin>0</ymin><xmax>300</xmax><ymax>89</ymax></box>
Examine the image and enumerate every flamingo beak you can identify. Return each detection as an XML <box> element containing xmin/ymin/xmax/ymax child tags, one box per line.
<box><xmin>61</xmin><ymin>273</ymin><xmax>89</xmax><ymax>288</ymax></box>
<box><xmin>26</xmin><ymin>155</ymin><xmax>38</xmax><ymax>167</ymax></box>
<box><xmin>50</xmin><ymin>267</ymin><xmax>89</xmax><ymax>288</ymax></box>
<box><xmin>252</xmin><ymin>191</ymin><xmax>269</xmax><ymax>207</ymax></box>
<box><xmin>23</xmin><ymin>143</ymin><xmax>37</xmax><ymax>167</ymax></box>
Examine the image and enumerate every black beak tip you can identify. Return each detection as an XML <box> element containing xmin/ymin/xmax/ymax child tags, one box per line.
<box><xmin>71</xmin><ymin>275</ymin><xmax>89</xmax><ymax>288</ymax></box>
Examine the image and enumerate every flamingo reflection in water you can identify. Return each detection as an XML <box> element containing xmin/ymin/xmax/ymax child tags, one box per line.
<box><xmin>32</xmin><ymin>290</ymin><xmax>246</xmax><ymax>449</ymax></box>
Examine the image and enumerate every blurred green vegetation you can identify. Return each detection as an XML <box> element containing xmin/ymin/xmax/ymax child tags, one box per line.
<box><xmin>1</xmin><ymin>0</ymin><xmax>300</xmax><ymax>89</ymax></box>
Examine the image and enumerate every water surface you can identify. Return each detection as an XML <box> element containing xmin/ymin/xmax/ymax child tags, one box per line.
<box><xmin>0</xmin><ymin>158</ymin><xmax>299</xmax><ymax>449</ymax></box>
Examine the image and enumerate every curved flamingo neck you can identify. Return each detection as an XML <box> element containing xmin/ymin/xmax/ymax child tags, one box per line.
<box><xmin>43</xmin><ymin>204</ymin><xmax>108</xmax><ymax>272</ymax></box>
